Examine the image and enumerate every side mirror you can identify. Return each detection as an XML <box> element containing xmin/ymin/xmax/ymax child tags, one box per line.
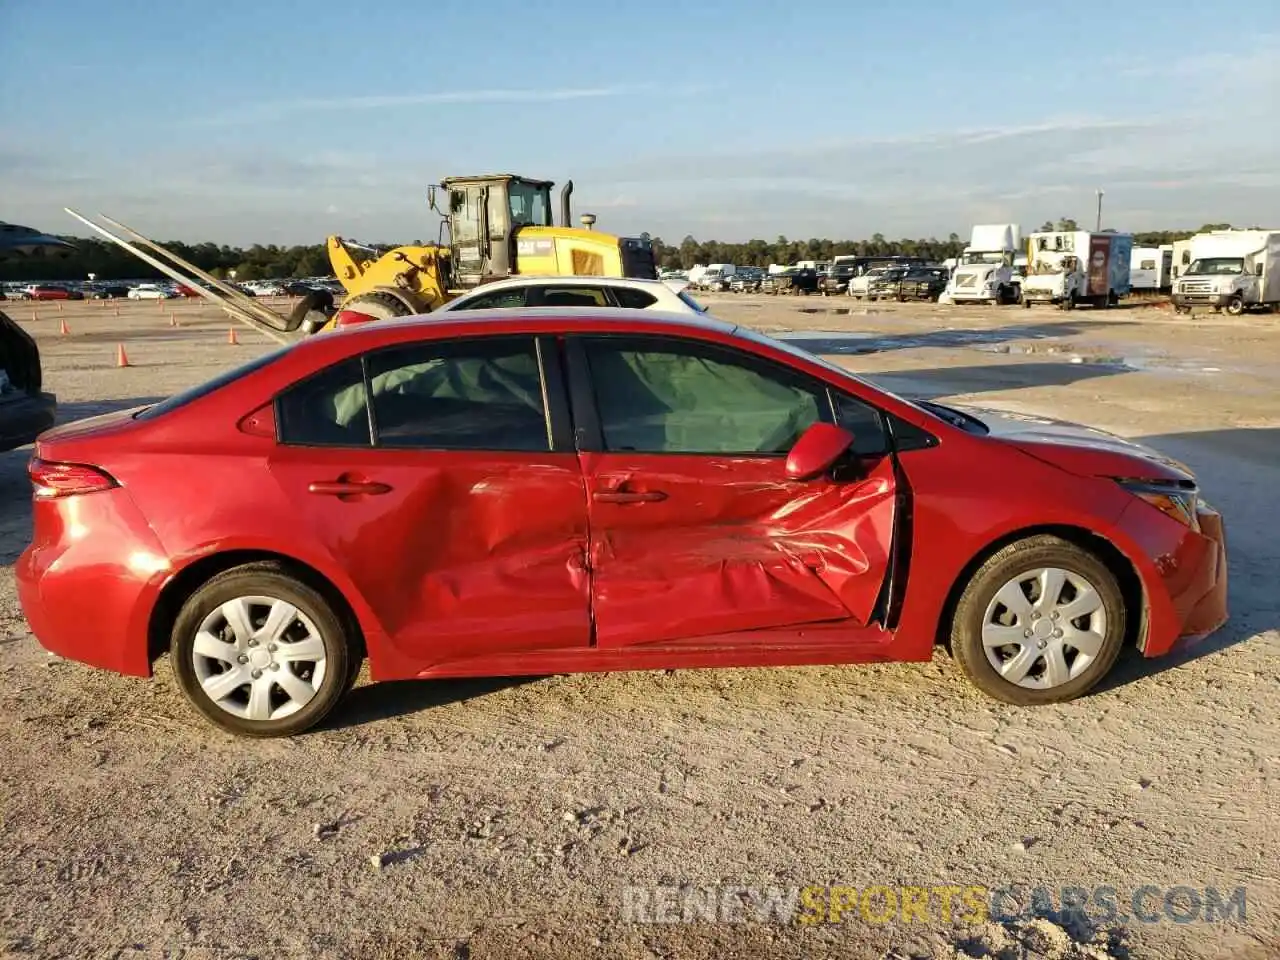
<box><xmin>785</xmin><ymin>423</ymin><xmax>855</xmax><ymax>481</ymax></box>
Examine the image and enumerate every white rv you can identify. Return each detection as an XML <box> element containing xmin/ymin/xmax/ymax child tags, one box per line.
<box><xmin>1172</xmin><ymin>230</ymin><xmax>1280</xmax><ymax>315</ymax></box>
<box><xmin>948</xmin><ymin>224</ymin><xmax>1022</xmax><ymax>304</ymax></box>
<box><xmin>1020</xmin><ymin>231</ymin><xmax>1133</xmax><ymax>309</ymax></box>
<box><xmin>1170</xmin><ymin>239</ymin><xmax>1194</xmax><ymax>282</ymax></box>
<box><xmin>1130</xmin><ymin>245</ymin><xmax>1173</xmax><ymax>292</ymax></box>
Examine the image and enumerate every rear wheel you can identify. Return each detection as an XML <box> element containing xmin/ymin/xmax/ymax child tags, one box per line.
<box><xmin>950</xmin><ymin>535</ymin><xmax>1126</xmax><ymax>705</ymax></box>
<box><xmin>170</xmin><ymin>563</ymin><xmax>357</xmax><ymax>737</ymax></box>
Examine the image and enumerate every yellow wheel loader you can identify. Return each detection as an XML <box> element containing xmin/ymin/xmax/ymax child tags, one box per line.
<box><xmin>64</xmin><ymin>173</ymin><xmax>657</xmax><ymax>341</ymax></box>
<box><xmin>320</xmin><ymin>174</ymin><xmax>657</xmax><ymax>330</ymax></box>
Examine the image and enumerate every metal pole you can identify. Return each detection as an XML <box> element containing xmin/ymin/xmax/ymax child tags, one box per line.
<box><xmin>1096</xmin><ymin>190</ymin><xmax>1104</xmax><ymax>231</ymax></box>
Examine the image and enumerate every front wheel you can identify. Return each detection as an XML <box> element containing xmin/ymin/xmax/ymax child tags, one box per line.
<box><xmin>170</xmin><ymin>563</ymin><xmax>357</xmax><ymax>737</ymax></box>
<box><xmin>1225</xmin><ymin>295</ymin><xmax>1245</xmax><ymax>316</ymax></box>
<box><xmin>950</xmin><ymin>535</ymin><xmax>1126</xmax><ymax>705</ymax></box>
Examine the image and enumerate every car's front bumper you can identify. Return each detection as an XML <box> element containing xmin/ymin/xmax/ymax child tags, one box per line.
<box><xmin>1117</xmin><ymin>499</ymin><xmax>1228</xmax><ymax>657</ymax></box>
<box><xmin>1172</xmin><ymin>293</ymin><xmax>1234</xmax><ymax>308</ymax></box>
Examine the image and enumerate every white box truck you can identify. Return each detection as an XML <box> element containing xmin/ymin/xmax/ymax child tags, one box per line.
<box><xmin>1130</xmin><ymin>245</ymin><xmax>1173</xmax><ymax>292</ymax></box>
<box><xmin>948</xmin><ymin>224</ymin><xmax>1022</xmax><ymax>304</ymax></box>
<box><xmin>698</xmin><ymin>263</ymin><xmax>737</xmax><ymax>291</ymax></box>
<box><xmin>1020</xmin><ymin>231</ymin><xmax>1133</xmax><ymax>309</ymax></box>
<box><xmin>1172</xmin><ymin>230</ymin><xmax>1280</xmax><ymax>315</ymax></box>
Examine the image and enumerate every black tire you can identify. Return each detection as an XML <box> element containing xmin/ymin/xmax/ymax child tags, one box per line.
<box><xmin>1063</xmin><ymin>292</ymin><xmax>1076</xmax><ymax>311</ymax></box>
<box><xmin>1225</xmin><ymin>295</ymin><xmax>1245</xmax><ymax>316</ymax></box>
<box><xmin>1022</xmin><ymin>295</ymin><xmax>1032</xmax><ymax>309</ymax></box>
<box><xmin>950</xmin><ymin>535</ymin><xmax>1126</xmax><ymax>705</ymax></box>
<box><xmin>170</xmin><ymin>562</ymin><xmax>357</xmax><ymax>737</ymax></box>
<box><xmin>340</xmin><ymin>290</ymin><xmax>416</xmax><ymax>324</ymax></box>
<box><xmin>284</xmin><ymin>289</ymin><xmax>336</xmax><ymax>333</ymax></box>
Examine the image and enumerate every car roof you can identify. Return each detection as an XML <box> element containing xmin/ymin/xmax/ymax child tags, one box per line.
<box><xmin>452</xmin><ymin>275</ymin><xmax>677</xmax><ymax>292</ymax></box>
<box><xmin>346</xmin><ymin>306</ymin><xmax>738</xmax><ymax>341</ymax></box>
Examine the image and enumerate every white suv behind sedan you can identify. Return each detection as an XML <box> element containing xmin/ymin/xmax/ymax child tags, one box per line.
<box><xmin>437</xmin><ymin>276</ymin><xmax>706</xmax><ymax>315</ymax></box>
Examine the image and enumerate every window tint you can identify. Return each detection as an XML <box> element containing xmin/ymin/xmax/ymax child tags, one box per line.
<box><xmin>610</xmin><ymin>286</ymin><xmax>657</xmax><ymax>309</ymax></box>
<box><xmin>277</xmin><ymin>358</ymin><xmax>371</xmax><ymax>446</ymax></box>
<box><xmin>453</xmin><ymin>288</ymin><xmax>527</xmax><ymax>310</ymax></box>
<box><xmin>583</xmin><ymin>338</ymin><xmax>825</xmax><ymax>454</ymax></box>
<box><xmin>367</xmin><ymin>338</ymin><xmax>549</xmax><ymax>450</ymax></box>
<box><xmin>832</xmin><ymin>392</ymin><xmax>889</xmax><ymax>455</ymax></box>
<box><xmin>538</xmin><ymin>287</ymin><xmax>607</xmax><ymax>308</ymax></box>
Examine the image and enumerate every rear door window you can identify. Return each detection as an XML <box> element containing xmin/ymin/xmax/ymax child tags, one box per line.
<box><xmin>450</xmin><ymin>287</ymin><xmax>528</xmax><ymax>310</ymax></box>
<box><xmin>531</xmin><ymin>286</ymin><xmax>608</xmax><ymax>308</ymax></box>
<box><xmin>608</xmin><ymin>286</ymin><xmax>658</xmax><ymax>309</ymax></box>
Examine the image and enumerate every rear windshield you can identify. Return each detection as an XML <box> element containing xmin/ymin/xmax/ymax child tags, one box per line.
<box><xmin>134</xmin><ymin>342</ymin><xmax>294</xmax><ymax>420</ymax></box>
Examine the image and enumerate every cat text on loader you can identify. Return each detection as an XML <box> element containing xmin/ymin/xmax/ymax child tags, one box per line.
<box><xmin>324</xmin><ymin>174</ymin><xmax>659</xmax><ymax>329</ymax></box>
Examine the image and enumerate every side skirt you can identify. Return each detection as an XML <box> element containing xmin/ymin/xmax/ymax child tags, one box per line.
<box><xmin>410</xmin><ymin>621</ymin><xmax>923</xmax><ymax>680</ymax></box>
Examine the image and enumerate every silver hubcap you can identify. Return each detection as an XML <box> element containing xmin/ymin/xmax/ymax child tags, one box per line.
<box><xmin>192</xmin><ymin>596</ymin><xmax>327</xmax><ymax>721</ymax></box>
<box><xmin>981</xmin><ymin>567</ymin><xmax>1107</xmax><ymax>689</ymax></box>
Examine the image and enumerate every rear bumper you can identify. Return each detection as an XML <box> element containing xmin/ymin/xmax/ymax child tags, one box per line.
<box><xmin>17</xmin><ymin>487</ymin><xmax>171</xmax><ymax>677</ymax></box>
<box><xmin>1118</xmin><ymin>500</ymin><xmax>1228</xmax><ymax>657</ymax></box>
<box><xmin>0</xmin><ymin>392</ymin><xmax>56</xmax><ymax>452</ymax></box>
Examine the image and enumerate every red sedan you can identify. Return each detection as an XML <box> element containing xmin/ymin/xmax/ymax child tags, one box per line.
<box><xmin>17</xmin><ymin>309</ymin><xmax>1228</xmax><ymax>736</ymax></box>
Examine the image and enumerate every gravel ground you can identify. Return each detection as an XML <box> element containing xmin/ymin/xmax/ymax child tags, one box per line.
<box><xmin>1</xmin><ymin>295</ymin><xmax>1277</xmax><ymax>960</ymax></box>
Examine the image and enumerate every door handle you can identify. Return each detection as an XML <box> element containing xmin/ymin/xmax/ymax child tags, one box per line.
<box><xmin>592</xmin><ymin>490</ymin><xmax>667</xmax><ymax>504</ymax></box>
<box><xmin>308</xmin><ymin>479</ymin><xmax>392</xmax><ymax>497</ymax></box>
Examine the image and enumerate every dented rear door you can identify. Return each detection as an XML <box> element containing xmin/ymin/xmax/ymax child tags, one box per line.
<box><xmin>568</xmin><ymin>334</ymin><xmax>896</xmax><ymax>648</ymax></box>
<box><xmin>265</xmin><ymin>334</ymin><xmax>590</xmax><ymax>674</ymax></box>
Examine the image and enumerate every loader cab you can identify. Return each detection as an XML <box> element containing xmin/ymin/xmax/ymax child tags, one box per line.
<box><xmin>442</xmin><ymin>174</ymin><xmax>555</xmax><ymax>287</ymax></box>
<box><xmin>440</xmin><ymin>173</ymin><xmax>658</xmax><ymax>288</ymax></box>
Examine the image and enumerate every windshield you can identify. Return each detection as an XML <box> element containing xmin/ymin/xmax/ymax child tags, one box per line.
<box><xmin>1186</xmin><ymin>257</ymin><xmax>1244</xmax><ymax>276</ymax></box>
<box><xmin>135</xmin><ymin>343</ymin><xmax>295</xmax><ymax>420</ymax></box>
<box><xmin>961</xmin><ymin>252</ymin><xmax>1006</xmax><ymax>265</ymax></box>
<box><xmin>508</xmin><ymin>181</ymin><xmax>550</xmax><ymax>227</ymax></box>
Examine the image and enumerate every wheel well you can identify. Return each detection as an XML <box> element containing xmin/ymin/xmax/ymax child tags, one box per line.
<box><xmin>934</xmin><ymin>525</ymin><xmax>1145</xmax><ymax>652</ymax></box>
<box><xmin>146</xmin><ymin>550</ymin><xmax>367</xmax><ymax>666</ymax></box>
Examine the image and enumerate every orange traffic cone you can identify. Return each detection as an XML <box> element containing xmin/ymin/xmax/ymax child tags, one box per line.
<box><xmin>114</xmin><ymin>306</ymin><xmax>120</xmax><ymax>317</ymax></box>
<box><xmin>57</xmin><ymin>302</ymin><xmax>64</xmax><ymax>312</ymax></box>
<box><xmin>31</xmin><ymin>309</ymin><xmax>39</xmax><ymax>322</ymax></box>
<box><xmin>169</xmin><ymin>313</ymin><xmax>178</xmax><ymax>327</ymax></box>
<box><xmin>115</xmin><ymin>344</ymin><xmax>130</xmax><ymax>368</ymax></box>
<box><xmin>59</xmin><ymin>318</ymin><xmax>70</xmax><ymax>336</ymax></box>
<box><xmin>227</xmin><ymin>327</ymin><xmax>239</xmax><ymax>345</ymax></box>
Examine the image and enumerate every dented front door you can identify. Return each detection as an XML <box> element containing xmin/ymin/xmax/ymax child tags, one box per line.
<box><xmin>570</xmin><ymin>334</ymin><xmax>896</xmax><ymax>648</ymax></box>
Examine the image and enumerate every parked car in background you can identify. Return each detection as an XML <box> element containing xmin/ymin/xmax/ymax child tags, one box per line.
<box><xmin>253</xmin><ymin>282</ymin><xmax>286</xmax><ymax>297</ymax></box>
<box><xmin>174</xmin><ymin>284</ymin><xmax>203</xmax><ymax>298</ymax></box>
<box><xmin>820</xmin><ymin>263</ymin><xmax>858</xmax><ymax>296</ymax></box>
<box><xmin>283</xmin><ymin>281</ymin><xmax>321</xmax><ymax>297</ymax></box>
<box><xmin>894</xmin><ymin>267</ymin><xmax>950</xmax><ymax>302</ymax></box>
<box><xmin>729</xmin><ymin>268</ymin><xmax>765</xmax><ymax>293</ymax></box>
<box><xmin>26</xmin><ymin>284</ymin><xmax>82</xmax><ymax>301</ymax></box>
<box><xmin>763</xmin><ymin>267</ymin><xmax>820</xmax><ymax>295</ymax></box>
<box><xmin>128</xmin><ymin>284</ymin><xmax>175</xmax><ymax>300</ymax></box>
<box><xmin>17</xmin><ymin>307</ymin><xmax>1229</xmax><ymax>735</ymax></box>
<box><xmin>88</xmin><ymin>283</ymin><xmax>131</xmax><ymax>299</ymax></box>
<box><xmin>867</xmin><ymin>267</ymin><xmax>911</xmax><ymax>301</ymax></box>
<box><xmin>332</xmin><ymin>276</ymin><xmax>708</xmax><ymax>329</ymax></box>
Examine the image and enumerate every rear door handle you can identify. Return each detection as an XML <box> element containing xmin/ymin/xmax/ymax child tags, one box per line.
<box><xmin>308</xmin><ymin>480</ymin><xmax>392</xmax><ymax>496</ymax></box>
<box><xmin>592</xmin><ymin>490</ymin><xmax>667</xmax><ymax>504</ymax></box>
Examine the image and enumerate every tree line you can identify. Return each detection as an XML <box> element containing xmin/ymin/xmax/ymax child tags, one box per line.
<box><xmin>0</xmin><ymin>223</ymin><xmax>1243</xmax><ymax>282</ymax></box>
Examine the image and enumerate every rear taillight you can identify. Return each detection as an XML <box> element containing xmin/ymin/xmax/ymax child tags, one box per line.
<box><xmin>333</xmin><ymin>310</ymin><xmax>377</xmax><ymax>329</ymax></box>
<box><xmin>29</xmin><ymin>459</ymin><xmax>119</xmax><ymax>500</ymax></box>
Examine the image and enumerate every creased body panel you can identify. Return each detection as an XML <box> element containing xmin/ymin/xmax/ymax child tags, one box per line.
<box><xmin>581</xmin><ymin>452</ymin><xmax>896</xmax><ymax>647</ymax></box>
<box><xmin>267</xmin><ymin>447</ymin><xmax>591</xmax><ymax>676</ymax></box>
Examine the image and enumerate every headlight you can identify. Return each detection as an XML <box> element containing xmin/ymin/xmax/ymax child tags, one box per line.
<box><xmin>1117</xmin><ymin>479</ymin><xmax>1199</xmax><ymax>530</ymax></box>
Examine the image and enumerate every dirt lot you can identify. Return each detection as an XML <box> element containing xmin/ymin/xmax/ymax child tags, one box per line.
<box><xmin>1</xmin><ymin>294</ymin><xmax>1277</xmax><ymax>960</ymax></box>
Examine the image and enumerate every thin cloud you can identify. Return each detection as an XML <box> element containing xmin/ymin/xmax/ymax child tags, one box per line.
<box><xmin>198</xmin><ymin>84</ymin><xmax>654</xmax><ymax>125</ymax></box>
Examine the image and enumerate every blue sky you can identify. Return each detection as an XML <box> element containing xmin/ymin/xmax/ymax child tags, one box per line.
<box><xmin>2</xmin><ymin>0</ymin><xmax>1278</xmax><ymax>245</ymax></box>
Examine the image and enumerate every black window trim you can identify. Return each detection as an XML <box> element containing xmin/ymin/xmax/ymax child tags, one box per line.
<box><xmin>273</xmin><ymin>332</ymin><xmax>575</xmax><ymax>453</ymax></box>
<box><xmin>564</xmin><ymin>332</ymin><xmax>893</xmax><ymax>458</ymax></box>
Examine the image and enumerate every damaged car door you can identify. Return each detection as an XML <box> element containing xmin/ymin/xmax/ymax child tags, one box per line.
<box><xmin>267</xmin><ymin>334</ymin><xmax>591</xmax><ymax>672</ymax></box>
<box><xmin>567</xmin><ymin>334</ymin><xmax>897</xmax><ymax>648</ymax></box>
